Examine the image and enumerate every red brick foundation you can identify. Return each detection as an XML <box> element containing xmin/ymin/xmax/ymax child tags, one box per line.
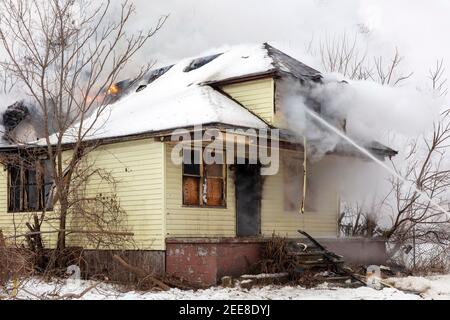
<box><xmin>166</xmin><ymin>238</ymin><xmax>265</xmax><ymax>286</ymax></box>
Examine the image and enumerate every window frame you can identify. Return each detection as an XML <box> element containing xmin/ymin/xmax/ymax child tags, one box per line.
<box><xmin>7</xmin><ymin>159</ymin><xmax>54</xmax><ymax>213</ymax></box>
<box><xmin>182</xmin><ymin>148</ymin><xmax>227</xmax><ymax>209</ymax></box>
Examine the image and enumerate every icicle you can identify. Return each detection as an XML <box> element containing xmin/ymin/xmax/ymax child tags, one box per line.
<box><xmin>300</xmin><ymin>136</ymin><xmax>307</xmax><ymax>214</ymax></box>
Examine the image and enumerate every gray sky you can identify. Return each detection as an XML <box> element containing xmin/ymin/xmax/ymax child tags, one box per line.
<box><xmin>127</xmin><ymin>0</ymin><xmax>450</xmax><ymax>88</ymax></box>
<box><xmin>2</xmin><ymin>0</ymin><xmax>448</xmax><ymax>112</ymax></box>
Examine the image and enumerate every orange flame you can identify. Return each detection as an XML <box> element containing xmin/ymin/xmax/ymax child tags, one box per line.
<box><xmin>108</xmin><ymin>84</ymin><xmax>120</xmax><ymax>95</ymax></box>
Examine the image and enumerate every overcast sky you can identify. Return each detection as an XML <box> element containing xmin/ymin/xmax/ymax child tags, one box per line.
<box><xmin>2</xmin><ymin>0</ymin><xmax>449</xmax><ymax>110</ymax></box>
<box><xmin>125</xmin><ymin>0</ymin><xmax>450</xmax><ymax>89</ymax></box>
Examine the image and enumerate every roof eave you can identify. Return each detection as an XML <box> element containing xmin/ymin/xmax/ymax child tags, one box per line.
<box><xmin>200</xmin><ymin>69</ymin><xmax>278</xmax><ymax>87</ymax></box>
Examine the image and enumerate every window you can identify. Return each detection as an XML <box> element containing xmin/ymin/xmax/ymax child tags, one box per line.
<box><xmin>8</xmin><ymin>160</ymin><xmax>53</xmax><ymax>212</ymax></box>
<box><xmin>182</xmin><ymin>149</ymin><xmax>226</xmax><ymax>207</ymax></box>
<box><xmin>183</xmin><ymin>53</ymin><xmax>222</xmax><ymax>72</ymax></box>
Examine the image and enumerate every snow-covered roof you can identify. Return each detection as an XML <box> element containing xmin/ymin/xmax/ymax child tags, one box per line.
<box><xmin>1</xmin><ymin>43</ymin><xmax>324</xmax><ymax>147</ymax></box>
<box><xmin>78</xmin><ymin>44</ymin><xmax>277</xmax><ymax>141</ymax></box>
<box><xmin>65</xmin><ymin>85</ymin><xmax>269</xmax><ymax>143</ymax></box>
<box><xmin>40</xmin><ymin>43</ymin><xmax>289</xmax><ymax>145</ymax></box>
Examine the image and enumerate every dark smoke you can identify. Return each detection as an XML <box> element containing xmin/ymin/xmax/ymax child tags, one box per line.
<box><xmin>2</xmin><ymin>101</ymin><xmax>30</xmax><ymax>133</ymax></box>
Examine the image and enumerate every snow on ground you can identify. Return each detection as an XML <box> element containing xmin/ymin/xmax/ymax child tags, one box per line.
<box><xmin>385</xmin><ymin>275</ymin><xmax>450</xmax><ymax>300</ymax></box>
<box><xmin>4</xmin><ymin>275</ymin><xmax>450</xmax><ymax>300</ymax></box>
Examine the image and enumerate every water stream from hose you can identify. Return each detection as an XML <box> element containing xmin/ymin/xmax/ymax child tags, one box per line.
<box><xmin>304</xmin><ymin>107</ymin><xmax>450</xmax><ymax>216</ymax></box>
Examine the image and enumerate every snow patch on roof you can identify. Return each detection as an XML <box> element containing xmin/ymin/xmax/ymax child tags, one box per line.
<box><xmin>79</xmin><ymin>85</ymin><xmax>268</xmax><ymax>141</ymax></box>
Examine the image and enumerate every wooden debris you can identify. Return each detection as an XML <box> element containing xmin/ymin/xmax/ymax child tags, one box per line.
<box><xmin>297</xmin><ymin>230</ymin><xmax>366</xmax><ymax>286</ymax></box>
<box><xmin>112</xmin><ymin>255</ymin><xmax>170</xmax><ymax>291</ymax></box>
<box><xmin>58</xmin><ymin>282</ymin><xmax>100</xmax><ymax>300</ymax></box>
<box><xmin>240</xmin><ymin>273</ymin><xmax>289</xmax><ymax>285</ymax></box>
<box><xmin>221</xmin><ymin>276</ymin><xmax>234</xmax><ymax>288</ymax></box>
<box><xmin>240</xmin><ymin>279</ymin><xmax>254</xmax><ymax>290</ymax></box>
<box><xmin>253</xmin><ymin>231</ymin><xmax>369</xmax><ymax>288</ymax></box>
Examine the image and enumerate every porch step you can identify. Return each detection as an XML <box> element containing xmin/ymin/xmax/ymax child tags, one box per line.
<box><xmin>286</xmin><ymin>239</ymin><xmax>344</xmax><ymax>270</ymax></box>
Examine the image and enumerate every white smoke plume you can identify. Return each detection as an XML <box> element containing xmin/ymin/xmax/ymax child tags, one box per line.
<box><xmin>312</xmin><ymin>74</ymin><xmax>441</xmax><ymax>141</ymax></box>
<box><xmin>278</xmin><ymin>73</ymin><xmax>442</xmax><ymax>160</ymax></box>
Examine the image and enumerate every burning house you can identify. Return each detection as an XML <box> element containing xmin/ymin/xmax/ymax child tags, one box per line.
<box><xmin>0</xmin><ymin>43</ymin><xmax>396</xmax><ymax>285</ymax></box>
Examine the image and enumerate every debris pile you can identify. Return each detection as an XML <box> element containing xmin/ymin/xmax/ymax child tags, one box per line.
<box><xmin>251</xmin><ymin>230</ymin><xmax>366</xmax><ymax>288</ymax></box>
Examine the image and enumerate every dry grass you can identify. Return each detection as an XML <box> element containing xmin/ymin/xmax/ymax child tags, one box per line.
<box><xmin>0</xmin><ymin>232</ymin><xmax>34</xmax><ymax>287</ymax></box>
<box><xmin>254</xmin><ymin>235</ymin><xmax>297</xmax><ymax>276</ymax></box>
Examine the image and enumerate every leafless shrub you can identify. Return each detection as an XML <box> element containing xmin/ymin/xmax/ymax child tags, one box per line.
<box><xmin>255</xmin><ymin>235</ymin><xmax>296</xmax><ymax>276</ymax></box>
<box><xmin>339</xmin><ymin>202</ymin><xmax>383</xmax><ymax>238</ymax></box>
<box><xmin>0</xmin><ymin>231</ymin><xmax>34</xmax><ymax>288</ymax></box>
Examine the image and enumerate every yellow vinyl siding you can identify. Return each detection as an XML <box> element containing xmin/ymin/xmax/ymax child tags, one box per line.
<box><xmin>220</xmin><ymin>78</ymin><xmax>275</xmax><ymax>124</ymax></box>
<box><xmin>164</xmin><ymin>144</ymin><xmax>236</xmax><ymax>237</ymax></box>
<box><xmin>68</xmin><ymin>139</ymin><xmax>164</xmax><ymax>250</ymax></box>
<box><xmin>0</xmin><ymin>139</ymin><xmax>165</xmax><ymax>250</ymax></box>
<box><xmin>0</xmin><ymin>140</ymin><xmax>339</xmax><ymax>249</ymax></box>
<box><xmin>261</xmin><ymin>150</ymin><xmax>339</xmax><ymax>238</ymax></box>
<box><xmin>164</xmin><ymin>145</ymin><xmax>338</xmax><ymax>239</ymax></box>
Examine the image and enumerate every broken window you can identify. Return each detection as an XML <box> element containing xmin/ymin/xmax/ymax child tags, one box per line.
<box><xmin>183</xmin><ymin>53</ymin><xmax>222</xmax><ymax>72</ymax></box>
<box><xmin>182</xmin><ymin>149</ymin><xmax>226</xmax><ymax>207</ymax></box>
<box><xmin>136</xmin><ymin>65</ymin><xmax>174</xmax><ymax>92</ymax></box>
<box><xmin>146</xmin><ymin>65</ymin><xmax>173</xmax><ymax>84</ymax></box>
<box><xmin>8</xmin><ymin>159</ymin><xmax>53</xmax><ymax>212</ymax></box>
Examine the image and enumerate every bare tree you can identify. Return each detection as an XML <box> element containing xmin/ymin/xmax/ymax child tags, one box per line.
<box><xmin>311</xmin><ymin>33</ymin><xmax>450</xmax><ymax>270</ymax></box>
<box><xmin>429</xmin><ymin>59</ymin><xmax>448</xmax><ymax>96</ymax></box>
<box><xmin>373</xmin><ymin>49</ymin><xmax>414</xmax><ymax>86</ymax></box>
<box><xmin>338</xmin><ymin>59</ymin><xmax>450</xmax><ymax>270</ymax></box>
<box><xmin>0</xmin><ymin>0</ymin><xmax>167</xmax><ymax>252</ymax></box>
<box><xmin>383</xmin><ymin>107</ymin><xmax>450</xmax><ymax>259</ymax></box>
<box><xmin>307</xmin><ymin>32</ymin><xmax>412</xmax><ymax>85</ymax></box>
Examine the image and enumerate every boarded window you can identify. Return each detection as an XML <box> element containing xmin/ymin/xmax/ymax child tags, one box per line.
<box><xmin>182</xmin><ymin>149</ymin><xmax>225</xmax><ymax>207</ymax></box>
<box><xmin>204</xmin><ymin>152</ymin><xmax>224</xmax><ymax>206</ymax></box>
<box><xmin>182</xmin><ymin>150</ymin><xmax>201</xmax><ymax>206</ymax></box>
<box><xmin>8</xmin><ymin>159</ymin><xmax>53</xmax><ymax>213</ymax></box>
